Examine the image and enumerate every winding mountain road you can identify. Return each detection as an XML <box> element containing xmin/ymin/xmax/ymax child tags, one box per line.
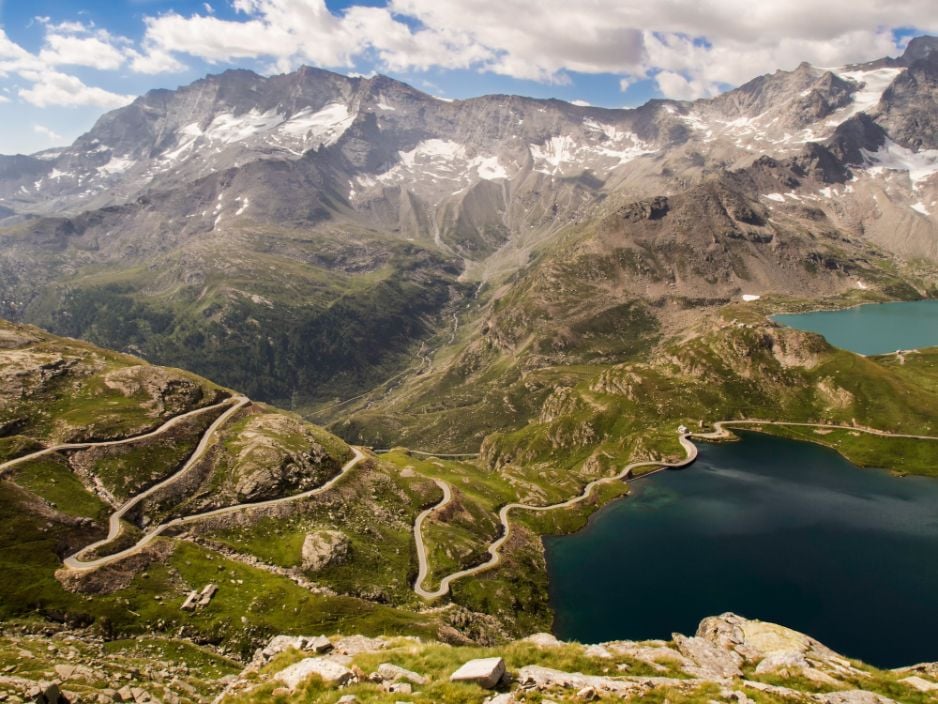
<box><xmin>0</xmin><ymin>396</ymin><xmax>243</xmax><ymax>478</ymax></box>
<box><xmin>696</xmin><ymin>419</ymin><xmax>938</xmax><ymax>442</ymax></box>
<box><xmin>412</xmin><ymin>432</ymin><xmax>699</xmax><ymax>599</ymax></box>
<box><xmin>0</xmin><ymin>390</ymin><xmax>366</xmax><ymax>573</ymax></box>
<box><xmin>10</xmin><ymin>389</ymin><xmax>938</xmax><ymax>587</ymax></box>
<box><xmin>412</xmin><ymin>419</ymin><xmax>938</xmax><ymax>599</ymax></box>
<box><xmin>64</xmin><ymin>446</ymin><xmax>366</xmax><ymax>573</ymax></box>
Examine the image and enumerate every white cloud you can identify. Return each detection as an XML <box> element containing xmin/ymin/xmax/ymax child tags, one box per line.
<box><xmin>570</xmin><ymin>99</ymin><xmax>591</xmax><ymax>106</ymax></box>
<box><xmin>39</xmin><ymin>32</ymin><xmax>128</xmax><ymax>70</ymax></box>
<box><xmin>19</xmin><ymin>71</ymin><xmax>134</xmax><ymax>109</ymax></box>
<box><xmin>655</xmin><ymin>70</ymin><xmax>719</xmax><ymax>101</ymax></box>
<box><xmin>0</xmin><ymin>95</ymin><xmax>9</xmax><ymax>104</ymax></box>
<box><xmin>33</xmin><ymin>124</ymin><xmax>64</xmax><ymax>143</ymax></box>
<box><xmin>0</xmin><ymin>22</ymin><xmax>153</xmax><ymax>112</ymax></box>
<box><xmin>127</xmin><ymin>47</ymin><xmax>186</xmax><ymax>74</ymax></box>
<box><xmin>132</xmin><ymin>0</ymin><xmax>937</xmax><ymax>97</ymax></box>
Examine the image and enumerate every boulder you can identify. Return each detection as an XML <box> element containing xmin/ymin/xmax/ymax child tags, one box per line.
<box><xmin>383</xmin><ymin>682</ymin><xmax>412</xmax><ymax>694</ymax></box>
<box><xmin>302</xmin><ymin>531</ymin><xmax>351</xmax><ymax>571</ymax></box>
<box><xmin>516</xmin><ymin>666</ymin><xmax>641</xmax><ymax>696</ymax></box>
<box><xmin>275</xmin><ymin>657</ymin><xmax>354</xmax><ymax>690</ymax></box>
<box><xmin>524</xmin><ymin>633</ymin><xmax>562</xmax><ymax>648</ymax></box>
<box><xmin>257</xmin><ymin>635</ymin><xmax>332</xmax><ymax>663</ymax></box>
<box><xmin>450</xmin><ymin>657</ymin><xmax>506</xmax><ymax>689</ymax></box>
<box><xmin>484</xmin><ymin>695</ymin><xmax>515</xmax><ymax>704</ymax></box>
<box><xmin>818</xmin><ymin>692</ymin><xmax>898</xmax><ymax>704</ymax></box>
<box><xmin>376</xmin><ymin>663</ymin><xmax>428</xmax><ymax>685</ymax></box>
<box><xmin>333</xmin><ymin>635</ymin><xmax>386</xmax><ymax>656</ymax></box>
<box><xmin>900</xmin><ymin>675</ymin><xmax>938</xmax><ymax>692</ymax></box>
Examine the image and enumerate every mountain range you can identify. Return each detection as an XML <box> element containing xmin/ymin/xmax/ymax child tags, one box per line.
<box><xmin>1</xmin><ymin>36</ymin><xmax>938</xmax><ymax>447</ymax></box>
<box><xmin>4</xmin><ymin>34</ymin><xmax>938</xmax><ymax>703</ymax></box>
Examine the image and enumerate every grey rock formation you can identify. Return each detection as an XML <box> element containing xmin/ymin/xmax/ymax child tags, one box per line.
<box><xmin>301</xmin><ymin>530</ymin><xmax>351</xmax><ymax>572</ymax></box>
<box><xmin>449</xmin><ymin>657</ymin><xmax>505</xmax><ymax>689</ymax></box>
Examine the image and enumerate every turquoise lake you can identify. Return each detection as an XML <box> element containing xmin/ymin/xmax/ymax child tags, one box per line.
<box><xmin>773</xmin><ymin>299</ymin><xmax>938</xmax><ymax>355</ymax></box>
<box><xmin>545</xmin><ymin>432</ymin><xmax>938</xmax><ymax>668</ymax></box>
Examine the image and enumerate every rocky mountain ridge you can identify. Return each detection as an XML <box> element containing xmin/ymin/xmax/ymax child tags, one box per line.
<box><xmin>1</xmin><ymin>36</ymin><xmax>938</xmax><ymax>422</ymax></box>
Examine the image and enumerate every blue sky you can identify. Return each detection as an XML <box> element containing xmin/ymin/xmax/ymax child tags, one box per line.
<box><xmin>0</xmin><ymin>0</ymin><xmax>932</xmax><ymax>155</ymax></box>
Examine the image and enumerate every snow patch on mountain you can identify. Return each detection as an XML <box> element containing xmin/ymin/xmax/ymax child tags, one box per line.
<box><xmin>862</xmin><ymin>140</ymin><xmax>938</xmax><ymax>187</ymax></box>
<box><xmin>157</xmin><ymin>103</ymin><xmax>355</xmax><ymax>167</ymax></box>
<box><xmin>97</xmin><ymin>156</ymin><xmax>136</xmax><ymax>176</ymax></box>
<box><xmin>829</xmin><ymin>67</ymin><xmax>904</xmax><ymax>122</ymax></box>
<box><xmin>472</xmin><ymin>156</ymin><xmax>508</xmax><ymax>180</ymax></box>
<box><xmin>277</xmin><ymin>103</ymin><xmax>354</xmax><ymax>145</ymax></box>
<box><xmin>530</xmin><ymin>131</ymin><xmax>654</xmax><ymax>174</ymax></box>
<box><xmin>398</xmin><ymin>139</ymin><xmax>466</xmax><ymax>169</ymax></box>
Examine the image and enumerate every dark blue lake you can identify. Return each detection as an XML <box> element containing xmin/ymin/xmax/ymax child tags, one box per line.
<box><xmin>773</xmin><ymin>299</ymin><xmax>938</xmax><ymax>355</ymax></box>
<box><xmin>545</xmin><ymin>432</ymin><xmax>938</xmax><ymax>667</ymax></box>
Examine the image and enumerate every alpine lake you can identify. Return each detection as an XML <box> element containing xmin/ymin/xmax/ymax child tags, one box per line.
<box><xmin>546</xmin><ymin>300</ymin><xmax>938</xmax><ymax>667</ymax></box>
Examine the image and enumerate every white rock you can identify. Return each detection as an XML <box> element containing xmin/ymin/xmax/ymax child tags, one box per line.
<box><xmin>257</xmin><ymin>635</ymin><xmax>332</xmax><ymax>663</ymax></box>
<box><xmin>583</xmin><ymin>644</ymin><xmax>613</xmax><ymax>659</ymax></box>
<box><xmin>276</xmin><ymin>657</ymin><xmax>353</xmax><ymax>690</ymax></box>
<box><xmin>524</xmin><ymin>633</ymin><xmax>562</xmax><ymax>648</ymax></box>
<box><xmin>450</xmin><ymin>657</ymin><xmax>506</xmax><ymax>689</ymax></box>
<box><xmin>819</xmin><ymin>692</ymin><xmax>898</xmax><ymax>704</ymax></box>
<box><xmin>484</xmin><ymin>694</ymin><xmax>515</xmax><ymax>704</ymax></box>
<box><xmin>754</xmin><ymin>650</ymin><xmax>809</xmax><ymax>673</ymax></box>
<box><xmin>516</xmin><ymin>666</ymin><xmax>640</xmax><ymax>696</ymax></box>
<box><xmin>302</xmin><ymin>530</ymin><xmax>351</xmax><ymax>571</ymax></box>
<box><xmin>376</xmin><ymin>663</ymin><xmax>428</xmax><ymax>685</ymax></box>
<box><xmin>333</xmin><ymin>635</ymin><xmax>386</xmax><ymax>655</ymax></box>
<box><xmin>673</xmin><ymin>634</ymin><xmax>743</xmax><ymax>679</ymax></box>
<box><xmin>900</xmin><ymin>675</ymin><xmax>938</xmax><ymax>692</ymax></box>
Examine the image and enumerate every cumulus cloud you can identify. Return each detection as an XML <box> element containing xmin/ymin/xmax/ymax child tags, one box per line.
<box><xmin>127</xmin><ymin>47</ymin><xmax>186</xmax><ymax>74</ymax></box>
<box><xmin>0</xmin><ymin>18</ymin><xmax>174</xmax><ymax>113</ymax></box>
<box><xmin>19</xmin><ymin>70</ymin><xmax>134</xmax><ymax>109</ymax></box>
<box><xmin>32</xmin><ymin>124</ymin><xmax>64</xmax><ymax>142</ymax></box>
<box><xmin>655</xmin><ymin>71</ymin><xmax>718</xmax><ymax>101</ymax></box>
<box><xmin>39</xmin><ymin>33</ymin><xmax>128</xmax><ymax>70</ymax></box>
<box><xmin>0</xmin><ymin>0</ymin><xmax>935</xmax><ymax>120</ymax></box>
<box><xmin>133</xmin><ymin>0</ymin><xmax>936</xmax><ymax>98</ymax></box>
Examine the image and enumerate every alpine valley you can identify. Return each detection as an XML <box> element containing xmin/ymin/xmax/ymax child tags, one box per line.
<box><xmin>1</xmin><ymin>31</ymin><xmax>938</xmax><ymax>704</ymax></box>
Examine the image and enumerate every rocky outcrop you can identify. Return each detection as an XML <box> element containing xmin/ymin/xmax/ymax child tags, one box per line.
<box><xmin>229</xmin><ymin>413</ymin><xmax>342</xmax><ymax>502</ymax></box>
<box><xmin>275</xmin><ymin>657</ymin><xmax>354</xmax><ymax>690</ymax></box>
<box><xmin>301</xmin><ymin>530</ymin><xmax>351</xmax><ymax>572</ymax></box>
<box><xmin>184</xmin><ymin>614</ymin><xmax>938</xmax><ymax>703</ymax></box>
<box><xmin>103</xmin><ymin>365</ymin><xmax>208</xmax><ymax>417</ymax></box>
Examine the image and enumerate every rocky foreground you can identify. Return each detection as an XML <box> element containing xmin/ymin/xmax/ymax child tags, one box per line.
<box><xmin>5</xmin><ymin>614</ymin><xmax>936</xmax><ymax>703</ymax></box>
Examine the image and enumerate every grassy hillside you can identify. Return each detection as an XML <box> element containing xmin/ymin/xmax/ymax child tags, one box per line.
<box><xmin>13</xmin><ymin>226</ymin><xmax>467</xmax><ymax>409</ymax></box>
<box><xmin>0</xmin><ymin>320</ymin><xmax>448</xmax><ymax>657</ymax></box>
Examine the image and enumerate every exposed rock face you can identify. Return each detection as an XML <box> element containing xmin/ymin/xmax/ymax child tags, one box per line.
<box><xmin>301</xmin><ymin>530</ymin><xmax>351</xmax><ymax>572</ymax></box>
<box><xmin>103</xmin><ymin>365</ymin><xmax>208</xmax><ymax>417</ymax></box>
<box><xmin>672</xmin><ymin>632</ymin><xmax>744</xmax><ymax>679</ymax></box>
<box><xmin>230</xmin><ymin>413</ymin><xmax>341</xmax><ymax>502</ymax></box>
